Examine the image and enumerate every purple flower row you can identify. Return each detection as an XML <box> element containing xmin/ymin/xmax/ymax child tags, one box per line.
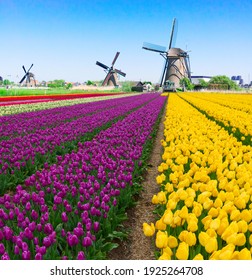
<box><xmin>0</xmin><ymin>94</ymin><xmax>155</xmax><ymax>174</ymax></box>
<box><xmin>0</xmin><ymin>93</ymin><xmax>166</xmax><ymax>259</ymax></box>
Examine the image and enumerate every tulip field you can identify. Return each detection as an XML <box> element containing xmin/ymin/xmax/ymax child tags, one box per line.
<box><xmin>143</xmin><ymin>92</ymin><xmax>252</xmax><ymax>260</ymax></box>
<box><xmin>1</xmin><ymin>91</ymin><xmax>252</xmax><ymax>260</ymax></box>
<box><xmin>0</xmin><ymin>92</ymin><xmax>166</xmax><ymax>259</ymax></box>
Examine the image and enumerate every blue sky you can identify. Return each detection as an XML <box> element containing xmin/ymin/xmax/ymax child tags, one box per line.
<box><xmin>0</xmin><ymin>0</ymin><xmax>252</xmax><ymax>84</ymax></box>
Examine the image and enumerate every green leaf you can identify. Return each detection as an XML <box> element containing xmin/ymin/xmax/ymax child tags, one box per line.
<box><xmin>101</xmin><ymin>242</ymin><xmax>119</xmax><ymax>252</ymax></box>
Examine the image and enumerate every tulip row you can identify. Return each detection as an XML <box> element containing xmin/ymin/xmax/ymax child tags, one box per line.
<box><xmin>184</xmin><ymin>92</ymin><xmax>252</xmax><ymax>114</ymax></box>
<box><xmin>178</xmin><ymin>93</ymin><xmax>252</xmax><ymax>144</ymax></box>
<box><xmin>0</xmin><ymin>93</ymin><xmax>140</xmax><ymax>116</ymax></box>
<box><xmin>0</xmin><ymin>93</ymin><xmax>166</xmax><ymax>259</ymax></box>
<box><xmin>0</xmin><ymin>94</ymin><xmax>157</xmax><ymax>194</ymax></box>
<box><xmin>143</xmin><ymin>93</ymin><xmax>252</xmax><ymax>260</ymax></box>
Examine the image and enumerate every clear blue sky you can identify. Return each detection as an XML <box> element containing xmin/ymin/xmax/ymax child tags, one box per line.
<box><xmin>0</xmin><ymin>0</ymin><xmax>252</xmax><ymax>84</ymax></box>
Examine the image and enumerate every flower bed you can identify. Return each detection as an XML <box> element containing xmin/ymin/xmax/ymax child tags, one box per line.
<box><xmin>0</xmin><ymin>94</ymin><xmax>158</xmax><ymax>194</ymax></box>
<box><xmin>143</xmin><ymin>93</ymin><xmax>252</xmax><ymax>260</ymax></box>
<box><xmin>0</xmin><ymin>93</ymin><xmax>166</xmax><ymax>259</ymax></box>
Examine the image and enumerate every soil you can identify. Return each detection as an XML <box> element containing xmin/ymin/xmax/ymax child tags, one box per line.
<box><xmin>107</xmin><ymin>109</ymin><xmax>166</xmax><ymax>260</ymax></box>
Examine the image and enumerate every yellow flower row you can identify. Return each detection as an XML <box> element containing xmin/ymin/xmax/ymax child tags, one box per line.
<box><xmin>143</xmin><ymin>93</ymin><xmax>252</xmax><ymax>260</ymax></box>
<box><xmin>184</xmin><ymin>92</ymin><xmax>252</xmax><ymax>114</ymax></box>
<box><xmin>179</xmin><ymin>92</ymin><xmax>252</xmax><ymax>137</ymax></box>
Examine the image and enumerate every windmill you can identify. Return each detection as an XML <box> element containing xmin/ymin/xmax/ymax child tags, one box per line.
<box><xmin>19</xmin><ymin>64</ymin><xmax>36</xmax><ymax>86</ymax></box>
<box><xmin>96</xmin><ymin>52</ymin><xmax>126</xmax><ymax>86</ymax></box>
<box><xmin>142</xmin><ymin>18</ymin><xmax>191</xmax><ymax>90</ymax></box>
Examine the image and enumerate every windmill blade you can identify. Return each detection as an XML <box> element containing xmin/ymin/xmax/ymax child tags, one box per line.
<box><xmin>142</xmin><ymin>42</ymin><xmax>166</xmax><ymax>53</ymax></box>
<box><xmin>159</xmin><ymin>59</ymin><xmax>169</xmax><ymax>87</ymax></box>
<box><xmin>19</xmin><ymin>74</ymin><xmax>27</xmax><ymax>84</ymax></box>
<box><xmin>102</xmin><ymin>71</ymin><xmax>112</xmax><ymax>86</ymax></box>
<box><xmin>22</xmin><ymin>66</ymin><xmax>27</xmax><ymax>73</ymax></box>
<box><xmin>111</xmin><ymin>52</ymin><xmax>120</xmax><ymax>66</ymax></box>
<box><xmin>184</xmin><ymin>55</ymin><xmax>191</xmax><ymax>80</ymax></box>
<box><xmin>96</xmin><ymin>61</ymin><xmax>109</xmax><ymax>70</ymax></box>
<box><xmin>168</xmin><ymin>18</ymin><xmax>178</xmax><ymax>50</ymax></box>
<box><xmin>115</xmin><ymin>68</ymin><xmax>126</xmax><ymax>77</ymax></box>
<box><xmin>27</xmin><ymin>64</ymin><xmax>34</xmax><ymax>73</ymax></box>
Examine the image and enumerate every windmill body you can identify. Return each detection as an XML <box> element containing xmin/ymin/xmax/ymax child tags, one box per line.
<box><xmin>143</xmin><ymin>18</ymin><xmax>191</xmax><ymax>90</ymax></box>
<box><xmin>19</xmin><ymin>64</ymin><xmax>36</xmax><ymax>87</ymax></box>
<box><xmin>96</xmin><ymin>52</ymin><xmax>126</xmax><ymax>87</ymax></box>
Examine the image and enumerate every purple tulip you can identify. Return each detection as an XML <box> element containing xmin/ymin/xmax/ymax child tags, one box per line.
<box><xmin>67</xmin><ymin>234</ymin><xmax>79</xmax><ymax>247</ymax></box>
<box><xmin>35</xmin><ymin>253</ymin><xmax>43</xmax><ymax>260</ymax></box>
<box><xmin>0</xmin><ymin>243</ymin><xmax>5</xmax><ymax>254</ymax></box>
<box><xmin>77</xmin><ymin>251</ymin><xmax>85</xmax><ymax>260</ymax></box>
<box><xmin>22</xmin><ymin>250</ymin><xmax>31</xmax><ymax>260</ymax></box>
<box><xmin>1</xmin><ymin>252</ymin><xmax>10</xmax><ymax>260</ymax></box>
<box><xmin>61</xmin><ymin>212</ymin><xmax>68</xmax><ymax>223</ymax></box>
<box><xmin>82</xmin><ymin>236</ymin><xmax>92</xmax><ymax>247</ymax></box>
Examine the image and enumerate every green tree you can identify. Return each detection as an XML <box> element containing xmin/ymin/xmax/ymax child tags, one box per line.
<box><xmin>180</xmin><ymin>77</ymin><xmax>194</xmax><ymax>90</ymax></box>
<box><xmin>3</xmin><ymin>79</ymin><xmax>11</xmax><ymax>86</ymax></box>
<box><xmin>47</xmin><ymin>79</ymin><xmax>65</xmax><ymax>88</ymax></box>
<box><xmin>209</xmin><ymin>75</ymin><xmax>239</xmax><ymax>90</ymax></box>
<box><xmin>198</xmin><ymin>79</ymin><xmax>209</xmax><ymax>88</ymax></box>
<box><xmin>86</xmin><ymin>80</ymin><xmax>93</xmax><ymax>86</ymax></box>
<box><xmin>65</xmin><ymin>83</ymin><xmax>73</xmax><ymax>89</ymax></box>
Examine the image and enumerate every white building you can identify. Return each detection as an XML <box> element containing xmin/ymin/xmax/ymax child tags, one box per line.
<box><xmin>191</xmin><ymin>75</ymin><xmax>212</xmax><ymax>85</ymax></box>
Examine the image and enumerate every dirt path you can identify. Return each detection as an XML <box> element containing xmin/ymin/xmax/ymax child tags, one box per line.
<box><xmin>108</xmin><ymin>108</ymin><xmax>166</xmax><ymax>260</ymax></box>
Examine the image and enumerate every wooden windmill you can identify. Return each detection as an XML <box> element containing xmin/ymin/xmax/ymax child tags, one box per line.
<box><xmin>143</xmin><ymin>18</ymin><xmax>191</xmax><ymax>89</ymax></box>
<box><xmin>19</xmin><ymin>64</ymin><xmax>36</xmax><ymax>86</ymax></box>
<box><xmin>96</xmin><ymin>52</ymin><xmax>126</xmax><ymax>86</ymax></box>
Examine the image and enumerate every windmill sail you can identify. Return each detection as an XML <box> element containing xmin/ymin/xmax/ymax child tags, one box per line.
<box><xmin>96</xmin><ymin>52</ymin><xmax>126</xmax><ymax>87</ymax></box>
<box><xmin>143</xmin><ymin>18</ymin><xmax>191</xmax><ymax>89</ymax></box>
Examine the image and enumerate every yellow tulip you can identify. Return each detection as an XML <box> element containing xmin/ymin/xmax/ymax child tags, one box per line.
<box><xmin>175</xmin><ymin>242</ymin><xmax>189</xmax><ymax>260</ymax></box>
<box><xmin>179</xmin><ymin>206</ymin><xmax>189</xmax><ymax>219</ymax></box>
<box><xmin>155</xmin><ymin>230</ymin><xmax>168</xmax><ymax>249</ymax></box>
<box><xmin>208</xmin><ymin>207</ymin><xmax>219</xmax><ymax>218</ymax></box>
<box><xmin>187</xmin><ymin>219</ymin><xmax>198</xmax><ymax>232</ymax></box>
<box><xmin>166</xmin><ymin>199</ymin><xmax>177</xmax><ymax>210</ymax></box>
<box><xmin>193</xmin><ymin>254</ymin><xmax>204</xmax><ymax>260</ymax></box>
<box><xmin>238</xmin><ymin>248</ymin><xmax>251</xmax><ymax>260</ymax></box>
<box><xmin>237</xmin><ymin>220</ymin><xmax>248</xmax><ymax>233</ymax></box>
<box><xmin>240</xmin><ymin>209</ymin><xmax>252</xmax><ymax>223</ymax></box>
<box><xmin>162</xmin><ymin>246</ymin><xmax>173</xmax><ymax>256</ymax></box>
<box><xmin>157</xmin><ymin>191</ymin><xmax>167</xmax><ymax>204</ymax></box>
<box><xmin>209</xmin><ymin>251</ymin><xmax>221</xmax><ymax>260</ymax></box>
<box><xmin>214</xmin><ymin>197</ymin><xmax>223</xmax><ymax>208</ymax></box>
<box><xmin>165</xmin><ymin>183</ymin><xmax>174</xmax><ymax>193</ymax></box>
<box><xmin>185</xmin><ymin>232</ymin><xmax>197</xmax><ymax>246</ymax></box>
<box><xmin>205</xmin><ymin>237</ymin><xmax>218</xmax><ymax>253</ymax></box>
<box><xmin>151</xmin><ymin>195</ymin><xmax>159</xmax><ymax>204</ymax></box>
<box><xmin>162</xmin><ymin>210</ymin><xmax>173</xmax><ymax>225</ymax></box>
<box><xmin>192</xmin><ymin>205</ymin><xmax>202</xmax><ymax>217</ymax></box>
<box><xmin>217</xmin><ymin>218</ymin><xmax>229</xmax><ymax>236</ymax></box>
<box><xmin>206</xmin><ymin>228</ymin><xmax>217</xmax><ymax>238</ymax></box>
<box><xmin>199</xmin><ymin>232</ymin><xmax>210</xmax><ymax>247</ymax></box>
<box><xmin>226</xmin><ymin>233</ymin><xmax>237</xmax><ymax>244</ymax></box>
<box><xmin>235</xmin><ymin>233</ymin><xmax>246</xmax><ymax>246</ymax></box>
<box><xmin>155</xmin><ymin>219</ymin><xmax>167</xmax><ymax>231</ymax></box>
<box><xmin>158</xmin><ymin>252</ymin><xmax>171</xmax><ymax>260</ymax></box>
<box><xmin>231</xmin><ymin>251</ymin><xmax>239</xmax><ymax>260</ymax></box>
<box><xmin>234</xmin><ymin>197</ymin><xmax>246</xmax><ymax>209</ymax></box>
<box><xmin>167</xmin><ymin>235</ymin><xmax>178</xmax><ymax>248</ymax></box>
<box><xmin>178</xmin><ymin>230</ymin><xmax>188</xmax><ymax>242</ymax></box>
<box><xmin>219</xmin><ymin>250</ymin><xmax>233</xmax><ymax>260</ymax></box>
<box><xmin>210</xmin><ymin>218</ymin><xmax>221</xmax><ymax>230</ymax></box>
<box><xmin>143</xmin><ymin>222</ymin><xmax>155</xmax><ymax>237</ymax></box>
<box><xmin>230</xmin><ymin>209</ymin><xmax>241</xmax><ymax>221</ymax></box>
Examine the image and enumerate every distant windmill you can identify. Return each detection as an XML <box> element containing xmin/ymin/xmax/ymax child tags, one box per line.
<box><xmin>19</xmin><ymin>64</ymin><xmax>36</xmax><ymax>86</ymax></box>
<box><xmin>143</xmin><ymin>18</ymin><xmax>191</xmax><ymax>89</ymax></box>
<box><xmin>96</xmin><ymin>52</ymin><xmax>126</xmax><ymax>86</ymax></box>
